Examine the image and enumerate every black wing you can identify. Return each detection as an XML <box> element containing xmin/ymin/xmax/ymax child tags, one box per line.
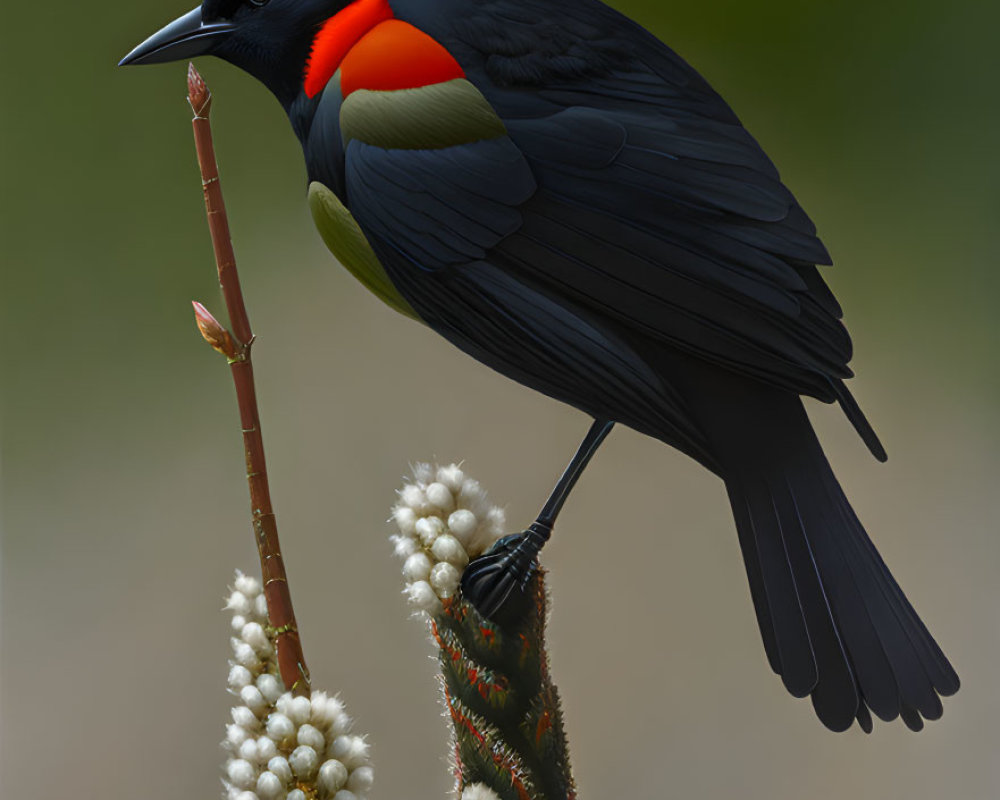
<box><xmin>355</xmin><ymin>0</ymin><xmax>886</xmax><ymax>458</ymax></box>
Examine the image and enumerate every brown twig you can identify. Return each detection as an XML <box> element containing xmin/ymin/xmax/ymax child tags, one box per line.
<box><xmin>187</xmin><ymin>63</ymin><xmax>310</xmax><ymax>695</ymax></box>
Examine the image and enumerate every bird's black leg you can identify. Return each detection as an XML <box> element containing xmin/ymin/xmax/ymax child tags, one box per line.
<box><xmin>461</xmin><ymin>418</ymin><xmax>615</xmax><ymax>625</ymax></box>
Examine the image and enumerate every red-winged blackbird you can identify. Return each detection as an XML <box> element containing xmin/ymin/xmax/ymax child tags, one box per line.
<box><xmin>122</xmin><ymin>0</ymin><xmax>959</xmax><ymax>731</ymax></box>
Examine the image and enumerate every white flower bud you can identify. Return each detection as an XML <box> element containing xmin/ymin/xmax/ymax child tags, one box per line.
<box><xmin>235</xmin><ymin>572</ymin><xmax>261</xmax><ymax>597</ymax></box>
<box><xmin>267</xmin><ymin>756</ymin><xmax>292</xmax><ymax>785</ymax></box>
<box><xmin>425</xmin><ymin>481</ymin><xmax>455</xmax><ymax>511</ymax></box>
<box><xmin>391</xmin><ymin>535</ymin><xmax>418</xmax><ymax>559</ymax></box>
<box><xmin>256</xmin><ymin>770</ymin><xmax>285</xmax><ymax>800</ymax></box>
<box><xmin>485</xmin><ymin>507</ymin><xmax>506</xmax><ymax>537</ymax></box>
<box><xmin>275</xmin><ymin>693</ymin><xmax>294</xmax><ymax>716</ymax></box>
<box><xmin>347</xmin><ymin>765</ymin><xmax>374</xmax><ymax>794</ymax></box>
<box><xmin>266</xmin><ymin>713</ymin><xmax>295</xmax><ymax>742</ymax></box>
<box><xmin>287</xmin><ymin>791</ymin><xmax>307</xmax><ymax>800</ymax></box>
<box><xmin>415</xmin><ymin>516</ymin><xmax>444</xmax><ymax>546</ymax></box>
<box><xmin>402</xmin><ymin>552</ymin><xmax>432</xmax><ymax>583</ymax></box>
<box><xmin>321</xmin><ymin>696</ymin><xmax>349</xmax><ymax>736</ymax></box>
<box><xmin>446</xmin><ymin>509</ymin><xmax>477</xmax><ymax>544</ymax></box>
<box><xmin>297</xmin><ymin>723</ymin><xmax>325</xmax><ymax>751</ymax></box>
<box><xmin>238</xmin><ymin>738</ymin><xmax>259</xmax><ymax>763</ymax></box>
<box><xmin>226</xmin><ymin>759</ymin><xmax>256</xmax><ymax>790</ymax></box>
<box><xmin>392</xmin><ymin>506</ymin><xmax>417</xmax><ymax>536</ymax></box>
<box><xmin>430</xmin><ymin>562</ymin><xmax>461</xmax><ymax>598</ymax></box>
<box><xmin>464</xmin><ymin>507</ymin><xmax>505</xmax><ymax>555</ymax></box>
<box><xmin>462</xmin><ymin>784</ymin><xmax>502</xmax><ymax>800</ymax></box>
<box><xmin>289</xmin><ymin>745</ymin><xmax>319</xmax><ymax>779</ymax></box>
<box><xmin>308</xmin><ymin>691</ymin><xmax>328</xmax><ymax>721</ymax></box>
<box><xmin>328</xmin><ymin>736</ymin><xmax>369</xmax><ymax>770</ymax></box>
<box><xmin>458</xmin><ymin>478</ymin><xmax>484</xmax><ymax>509</ymax></box>
<box><xmin>431</xmin><ymin>534</ymin><xmax>468</xmax><ymax>568</ymax></box>
<box><xmin>226</xmin><ymin>590</ymin><xmax>253</xmax><ymax>616</ymax></box>
<box><xmin>231</xmin><ymin>791</ymin><xmax>258</xmax><ymax>800</ymax></box>
<box><xmin>256</xmin><ymin>736</ymin><xmax>277</xmax><ymax>763</ymax></box>
<box><xmin>226</xmin><ymin>724</ymin><xmax>250</xmax><ymax>749</ymax></box>
<box><xmin>240</xmin><ymin>685</ymin><xmax>267</xmax><ymax>715</ymax></box>
<box><xmin>241</xmin><ymin>622</ymin><xmax>271</xmax><ymax>654</ymax></box>
<box><xmin>232</xmin><ymin>706</ymin><xmax>258</xmax><ymax>731</ymax></box>
<box><xmin>288</xmin><ymin>696</ymin><xmax>312</xmax><ymax>725</ymax></box>
<box><xmin>412</xmin><ymin>462</ymin><xmax>435</xmax><ymax>483</ymax></box>
<box><xmin>232</xmin><ymin>640</ymin><xmax>261</xmax><ymax>670</ymax></box>
<box><xmin>327</xmin><ymin>735</ymin><xmax>349</xmax><ymax>760</ymax></box>
<box><xmin>333</xmin><ymin>791</ymin><xmax>358</xmax><ymax>800</ymax></box>
<box><xmin>231</xmin><ymin>614</ymin><xmax>248</xmax><ymax>632</ymax></box>
<box><xmin>229</xmin><ymin>665</ymin><xmax>254</xmax><ymax>691</ymax></box>
<box><xmin>256</xmin><ymin>674</ymin><xmax>283</xmax><ymax>704</ymax></box>
<box><xmin>317</xmin><ymin>759</ymin><xmax>349</xmax><ymax>794</ymax></box>
<box><xmin>436</xmin><ymin>464</ymin><xmax>465</xmax><ymax>492</ymax></box>
<box><xmin>254</xmin><ymin>593</ymin><xmax>268</xmax><ymax>620</ymax></box>
<box><xmin>404</xmin><ymin>581</ymin><xmax>441</xmax><ymax>614</ymax></box>
<box><xmin>398</xmin><ymin>485</ymin><xmax>428</xmax><ymax>514</ymax></box>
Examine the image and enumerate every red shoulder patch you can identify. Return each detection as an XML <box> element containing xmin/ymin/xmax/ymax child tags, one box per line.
<box><xmin>339</xmin><ymin>20</ymin><xmax>466</xmax><ymax>96</ymax></box>
<box><xmin>303</xmin><ymin>0</ymin><xmax>394</xmax><ymax>98</ymax></box>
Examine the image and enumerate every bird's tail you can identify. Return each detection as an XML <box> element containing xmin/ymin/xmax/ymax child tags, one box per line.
<box><xmin>713</xmin><ymin>397</ymin><xmax>959</xmax><ymax>731</ymax></box>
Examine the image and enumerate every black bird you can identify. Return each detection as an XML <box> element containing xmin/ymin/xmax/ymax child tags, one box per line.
<box><xmin>121</xmin><ymin>0</ymin><xmax>959</xmax><ymax>731</ymax></box>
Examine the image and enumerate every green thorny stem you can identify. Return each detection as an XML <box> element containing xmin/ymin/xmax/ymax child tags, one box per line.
<box><xmin>435</xmin><ymin>574</ymin><xmax>575</xmax><ymax>800</ymax></box>
<box><xmin>187</xmin><ymin>63</ymin><xmax>309</xmax><ymax>695</ymax></box>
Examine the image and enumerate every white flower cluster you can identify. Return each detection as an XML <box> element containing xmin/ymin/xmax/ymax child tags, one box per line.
<box><xmin>223</xmin><ymin>571</ymin><xmax>373</xmax><ymax>800</ymax></box>
<box><xmin>391</xmin><ymin>463</ymin><xmax>506</xmax><ymax>615</ymax></box>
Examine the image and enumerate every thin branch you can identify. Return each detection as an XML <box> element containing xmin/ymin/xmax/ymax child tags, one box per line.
<box><xmin>187</xmin><ymin>65</ymin><xmax>251</xmax><ymax>346</ymax></box>
<box><xmin>187</xmin><ymin>63</ymin><xmax>309</xmax><ymax>695</ymax></box>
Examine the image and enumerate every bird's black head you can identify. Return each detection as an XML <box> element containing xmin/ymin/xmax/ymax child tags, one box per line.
<box><xmin>120</xmin><ymin>0</ymin><xmax>344</xmax><ymax>106</ymax></box>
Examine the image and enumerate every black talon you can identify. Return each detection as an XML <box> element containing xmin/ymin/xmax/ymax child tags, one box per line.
<box><xmin>460</xmin><ymin>420</ymin><xmax>613</xmax><ymax>627</ymax></box>
<box><xmin>461</xmin><ymin>522</ymin><xmax>552</xmax><ymax>624</ymax></box>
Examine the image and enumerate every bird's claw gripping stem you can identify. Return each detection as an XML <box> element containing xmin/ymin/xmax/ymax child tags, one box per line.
<box><xmin>460</xmin><ymin>520</ymin><xmax>552</xmax><ymax>626</ymax></box>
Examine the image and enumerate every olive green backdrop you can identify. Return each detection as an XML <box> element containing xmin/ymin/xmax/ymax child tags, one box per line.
<box><xmin>2</xmin><ymin>1</ymin><xmax>998</xmax><ymax>798</ymax></box>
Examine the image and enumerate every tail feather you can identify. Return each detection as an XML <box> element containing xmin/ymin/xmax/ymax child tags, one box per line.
<box><xmin>729</xmin><ymin>493</ymin><xmax>782</xmax><ymax>676</ymax></box>
<box><xmin>837</xmin><ymin>494</ymin><xmax>959</xmax><ymax>696</ymax></box>
<box><xmin>775</xmin><ymin>479</ymin><xmax>860</xmax><ymax>730</ymax></box>
<box><xmin>833</xmin><ymin>381</ymin><xmax>888</xmax><ymax>462</ymax></box>
<box><xmin>828</xmin><ymin>481</ymin><xmax>956</xmax><ymax>717</ymax></box>
<box><xmin>792</xmin><ymin>464</ymin><xmax>906</xmax><ymax>723</ymax></box>
<box><xmin>855</xmin><ymin>700</ymin><xmax>874</xmax><ymax>733</ymax></box>
<box><xmin>719</xmin><ymin>400</ymin><xmax>958</xmax><ymax>732</ymax></box>
<box><xmin>732</xmin><ymin>484</ymin><xmax>817</xmax><ymax>698</ymax></box>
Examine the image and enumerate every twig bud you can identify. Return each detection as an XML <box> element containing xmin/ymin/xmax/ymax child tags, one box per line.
<box><xmin>192</xmin><ymin>301</ymin><xmax>238</xmax><ymax>359</ymax></box>
<box><xmin>187</xmin><ymin>62</ymin><xmax>212</xmax><ymax>118</ymax></box>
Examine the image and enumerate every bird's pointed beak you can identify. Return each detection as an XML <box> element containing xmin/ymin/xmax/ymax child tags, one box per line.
<box><xmin>119</xmin><ymin>7</ymin><xmax>234</xmax><ymax>66</ymax></box>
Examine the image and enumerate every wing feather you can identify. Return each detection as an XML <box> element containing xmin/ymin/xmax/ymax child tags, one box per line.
<box><xmin>329</xmin><ymin>4</ymin><xmax>882</xmax><ymax>453</ymax></box>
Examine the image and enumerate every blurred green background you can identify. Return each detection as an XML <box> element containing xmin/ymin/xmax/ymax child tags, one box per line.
<box><xmin>2</xmin><ymin>0</ymin><xmax>998</xmax><ymax>798</ymax></box>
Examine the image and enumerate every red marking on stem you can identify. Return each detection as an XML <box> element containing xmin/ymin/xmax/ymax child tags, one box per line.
<box><xmin>449</xmin><ymin>701</ymin><xmax>487</xmax><ymax>747</ymax></box>
<box><xmin>535</xmin><ymin>710</ymin><xmax>553</xmax><ymax>745</ymax></box>
<box><xmin>303</xmin><ymin>0</ymin><xmax>394</xmax><ymax>98</ymax></box>
<box><xmin>435</xmin><ymin>626</ymin><xmax>466</xmax><ymax>668</ymax></box>
<box><xmin>444</xmin><ymin>598</ymin><xmax>470</xmax><ymax>624</ymax></box>
<box><xmin>450</xmin><ymin>699</ymin><xmax>532</xmax><ymax>799</ymax></box>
